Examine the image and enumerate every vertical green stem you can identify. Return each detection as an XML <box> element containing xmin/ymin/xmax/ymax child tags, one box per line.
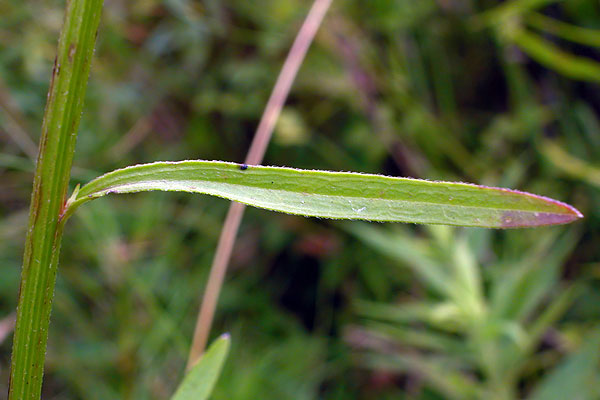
<box><xmin>9</xmin><ymin>1</ymin><xmax>103</xmax><ymax>399</ymax></box>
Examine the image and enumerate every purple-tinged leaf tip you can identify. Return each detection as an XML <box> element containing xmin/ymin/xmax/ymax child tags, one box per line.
<box><xmin>501</xmin><ymin>210</ymin><xmax>582</xmax><ymax>228</ymax></box>
<box><xmin>495</xmin><ymin>189</ymin><xmax>583</xmax><ymax>228</ymax></box>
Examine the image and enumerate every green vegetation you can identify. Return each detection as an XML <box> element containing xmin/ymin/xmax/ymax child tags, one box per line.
<box><xmin>1</xmin><ymin>0</ymin><xmax>599</xmax><ymax>399</ymax></box>
<box><xmin>172</xmin><ymin>335</ymin><xmax>230</xmax><ymax>400</ymax></box>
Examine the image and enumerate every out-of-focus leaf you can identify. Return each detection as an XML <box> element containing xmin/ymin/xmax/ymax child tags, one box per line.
<box><xmin>171</xmin><ymin>334</ymin><xmax>230</xmax><ymax>400</ymax></box>
<box><xmin>528</xmin><ymin>329</ymin><xmax>600</xmax><ymax>400</ymax></box>
<box><xmin>64</xmin><ymin>160</ymin><xmax>582</xmax><ymax>228</ymax></box>
<box><xmin>356</xmin><ymin>300</ymin><xmax>453</xmax><ymax>326</ymax></box>
<box><xmin>448</xmin><ymin>237</ymin><xmax>485</xmax><ymax>319</ymax></box>
<box><xmin>490</xmin><ymin>231</ymin><xmax>578</xmax><ymax>322</ymax></box>
<box><xmin>363</xmin><ymin>322</ymin><xmax>469</xmax><ymax>357</ymax></box>
<box><xmin>363</xmin><ymin>352</ymin><xmax>481</xmax><ymax>400</ymax></box>
<box><xmin>213</xmin><ymin>333</ymin><xmax>326</xmax><ymax>400</ymax></box>
<box><xmin>476</xmin><ymin>0</ymin><xmax>561</xmax><ymax>28</ymax></box>
<box><xmin>527</xmin><ymin>13</ymin><xmax>600</xmax><ymax>48</ymax></box>
<box><xmin>500</xmin><ymin>286</ymin><xmax>580</xmax><ymax>373</ymax></box>
<box><xmin>510</xmin><ymin>28</ymin><xmax>600</xmax><ymax>83</ymax></box>
<box><xmin>542</xmin><ymin>140</ymin><xmax>600</xmax><ymax>188</ymax></box>
<box><xmin>525</xmin><ymin>286</ymin><xmax>579</xmax><ymax>348</ymax></box>
<box><xmin>346</xmin><ymin>224</ymin><xmax>452</xmax><ymax>296</ymax></box>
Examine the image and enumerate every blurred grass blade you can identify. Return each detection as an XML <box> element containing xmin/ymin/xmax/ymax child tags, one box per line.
<box><xmin>363</xmin><ymin>352</ymin><xmax>481</xmax><ymax>399</ymax></box>
<box><xmin>355</xmin><ymin>300</ymin><xmax>445</xmax><ymax>325</ymax></box>
<box><xmin>528</xmin><ymin>329</ymin><xmax>600</xmax><ymax>400</ymax></box>
<box><xmin>499</xmin><ymin>286</ymin><xmax>579</xmax><ymax>374</ymax></box>
<box><xmin>491</xmin><ymin>230</ymin><xmax>577</xmax><ymax>322</ymax></box>
<box><xmin>346</xmin><ymin>224</ymin><xmax>452</xmax><ymax>295</ymax></box>
<box><xmin>171</xmin><ymin>334</ymin><xmax>230</xmax><ymax>400</ymax></box>
<box><xmin>511</xmin><ymin>28</ymin><xmax>600</xmax><ymax>83</ymax></box>
<box><xmin>527</xmin><ymin>13</ymin><xmax>600</xmax><ymax>48</ymax></box>
<box><xmin>524</xmin><ymin>285</ymin><xmax>579</xmax><ymax>352</ymax></box>
<box><xmin>363</xmin><ymin>322</ymin><xmax>467</xmax><ymax>355</ymax></box>
<box><xmin>64</xmin><ymin>160</ymin><xmax>581</xmax><ymax>228</ymax></box>
<box><xmin>542</xmin><ymin>140</ymin><xmax>600</xmax><ymax>188</ymax></box>
<box><xmin>449</xmin><ymin>237</ymin><xmax>484</xmax><ymax>317</ymax></box>
<box><xmin>475</xmin><ymin>0</ymin><xmax>561</xmax><ymax>28</ymax></box>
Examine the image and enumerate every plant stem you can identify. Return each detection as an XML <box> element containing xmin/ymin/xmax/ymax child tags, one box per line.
<box><xmin>186</xmin><ymin>0</ymin><xmax>334</xmax><ymax>369</ymax></box>
<box><xmin>9</xmin><ymin>1</ymin><xmax>103</xmax><ymax>398</ymax></box>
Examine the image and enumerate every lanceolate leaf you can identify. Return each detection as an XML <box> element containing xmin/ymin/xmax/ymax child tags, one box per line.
<box><xmin>63</xmin><ymin>160</ymin><xmax>582</xmax><ymax>228</ymax></box>
<box><xmin>171</xmin><ymin>334</ymin><xmax>230</xmax><ymax>400</ymax></box>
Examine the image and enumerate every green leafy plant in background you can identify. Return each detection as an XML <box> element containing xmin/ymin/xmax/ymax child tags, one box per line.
<box><xmin>4</xmin><ymin>0</ymin><xmax>591</xmax><ymax>399</ymax></box>
<box><xmin>349</xmin><ymin>223</ymin><xmax>600</xmax><ymax>399</ymax></box>
<box><xmin>481</xmin><ymin>0</ymin><xmax>600</xmax><ymax>83</ymax></box>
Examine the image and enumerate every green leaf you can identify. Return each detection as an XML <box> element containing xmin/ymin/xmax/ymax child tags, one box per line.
<box><xmin>171</xmin><ymin>334</ymin><xmax>231</xmax><ymax>400</ymax></box>
<box><xmin>64</xmin><ymin>160</ymin><xmax>581</xmax><ymax>228</ymax></box>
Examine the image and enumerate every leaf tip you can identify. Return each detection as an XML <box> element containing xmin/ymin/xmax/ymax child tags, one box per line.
<box><xmin>491</xmin><ymin>186</ymin><xmax>582</xmax><ymax>228</ymax></box>
<box><xmin>541</xmin><ymin>197</ymin><xmax>584</xmax><ymax>225</ymax></box>
<box><xmin>218</xmin><ymin>332</ymin><xmax>231</xmax><ymax>341</ymax></box>
<box><xmin>501</xmin><ymin>203</ymin><xmax>583</xmax><ymax>228</ymax></box>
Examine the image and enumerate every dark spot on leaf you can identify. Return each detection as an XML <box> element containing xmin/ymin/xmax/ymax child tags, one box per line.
<box><xmin>240</xmin><ymin>164</ymin><xmax>248</xmax><ymax>170</ymax></box>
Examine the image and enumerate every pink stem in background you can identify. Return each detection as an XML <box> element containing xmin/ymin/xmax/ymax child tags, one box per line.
<box><xmin>186</xmin><ymin>0</ymin><xmax>334</xmax><ymax>370</ymax></box>
<box><xmin>0</xmin><ymin>313</ymin><xmax>16</xmax><ymax>345</ymax></box>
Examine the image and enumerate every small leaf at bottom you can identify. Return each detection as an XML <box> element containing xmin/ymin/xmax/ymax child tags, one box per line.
<box><xmin>171</xmin><ymin>334</ymin><xmax>230</xmax><ymax>400</ymax></box>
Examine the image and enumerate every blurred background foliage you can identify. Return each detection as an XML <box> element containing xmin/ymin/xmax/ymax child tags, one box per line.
<box><xmin>1</xmin><ymin>0</ymin><xmax>600</xmax><ymax>398</ymax></box>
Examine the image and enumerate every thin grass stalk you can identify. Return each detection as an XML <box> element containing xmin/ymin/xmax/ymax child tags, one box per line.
<box><xmin>186</xmin><ymin>0</ymin><xmax>334</xmax><ymax>369</ymax></box>
<box><xmin>8</xmin><ymin>1</ymin><xmax>103</xmax><ymax>398</ymax></box>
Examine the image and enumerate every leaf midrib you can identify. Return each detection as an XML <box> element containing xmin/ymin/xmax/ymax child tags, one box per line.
<box><xmin>83</xmin><ymin>179</ymin><xmax>567</xmax><ymax>215</ymax></box>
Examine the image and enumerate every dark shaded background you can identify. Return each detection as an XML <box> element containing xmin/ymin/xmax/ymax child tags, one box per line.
<box><xmin>1</xmin><ymin>0</ymin><xmax>599</xmax><ymax>399</ymax></box>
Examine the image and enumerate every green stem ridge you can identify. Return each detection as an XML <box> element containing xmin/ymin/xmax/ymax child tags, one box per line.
<box><xmin>9</xmin><ymin>1</ymin><xmax>103</xmax><ymax>399</ymax></box>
